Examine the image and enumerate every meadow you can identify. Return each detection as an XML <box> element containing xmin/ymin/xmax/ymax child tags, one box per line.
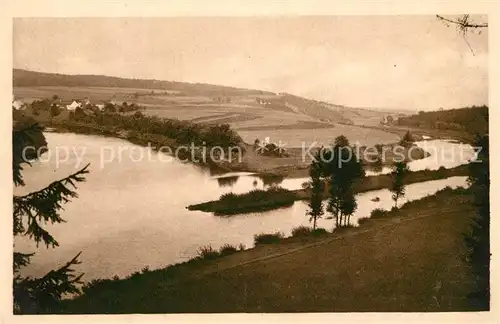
<box><xmin>14</xmin><ymin>85</ymin><xmax>400</xmax><ymax>148</ymax></box>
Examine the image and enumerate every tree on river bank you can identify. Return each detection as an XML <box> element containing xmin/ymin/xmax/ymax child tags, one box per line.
<box><xmin>391</xmin><ymin>160</ymin><xmax>409</xmax><ymax>209</ymax></box>
<box><xmin>316</xmin><ymin>136</ymin><xmax>365</xmax><ymax>228</ymax></box>
<box><xmin>13</xmin><ymin>117</ymin><xmax>89</xmax><ymax>313</ymax></box>
<box><xmin>306</xmin><ymin>151</ymin><xmax>324</xmax><ymax>230</ymax></box>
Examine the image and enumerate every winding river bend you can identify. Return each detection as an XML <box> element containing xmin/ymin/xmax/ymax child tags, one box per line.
<box><xmin>15</xmin><ymin>133</ymin><xmax>475</xmax><ymax>281</ymax></box>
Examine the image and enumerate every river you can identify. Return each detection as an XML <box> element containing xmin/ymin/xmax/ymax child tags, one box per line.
<box><xmin>14</xmin><ymin>132</ymin><xmax>475</xmax><ymax>280</ymax></box>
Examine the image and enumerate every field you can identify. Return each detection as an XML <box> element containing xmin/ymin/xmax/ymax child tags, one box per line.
<box><xmin>15</xmin><ymin>85</ymin><xmax>401</xmax><ymax>147</ymax></box>
<box><xmin>238</xmin><ymin>124</ymin><xmax>399</xmax><ymax>148</ymax></box>
<box><xmin>62</xmin><ymin>188</ymin><xmax>479</xmax><ymax>313</ymax></box>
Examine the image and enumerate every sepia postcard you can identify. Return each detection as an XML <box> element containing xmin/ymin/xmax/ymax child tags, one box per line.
<box><xmin>2</xmin><ymin>0</ymin><xmax>499</xmax><ymax>323</ymax></box>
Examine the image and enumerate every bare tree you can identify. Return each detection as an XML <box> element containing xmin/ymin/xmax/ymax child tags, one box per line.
<box><xmin>436</xmin><ymin>15</ymin><xmax>488</xmax><ymax>55</ymax></box>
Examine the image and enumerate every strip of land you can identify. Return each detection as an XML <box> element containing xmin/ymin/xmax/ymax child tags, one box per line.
<box><xmin>188</xmin><ymin>164</ymin><xmax>469</xmax><ymax>215</ymax></box>
<box><xmin>62</xmin><ymin>187</ymin><xmax>479</xmax><ymax>313</ymax></box>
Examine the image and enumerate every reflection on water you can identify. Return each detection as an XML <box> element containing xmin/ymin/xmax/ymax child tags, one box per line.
<box><xmin>215</xmin><ymin>173</ymin><xmax>307</xmax><ymax>192</ymax></box>
<box><xmin>260</xmin><ymin>174</ymin><xmax>285</xmax><ymax>187</ymax></box>
<box><xmin>410</xmin><ymin>140</ymin><xmax>476</xmax><ymax>171</ymax></box>
<box><xmin>217</xmin><ymin>176</ymin><xmax>239</xmax><ymax>187</ymax></box>
<box><xmin>14</xmin><ymin>133</ymin><xmax>473</xmax><ymax>281</ymax></box>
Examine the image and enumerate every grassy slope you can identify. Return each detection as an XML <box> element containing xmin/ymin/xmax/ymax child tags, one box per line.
<box><xmin>13</xmin><ymin>69</ymin><xmax>396</xmax><ymax>132</ymax></box>
<box><xmin>63</xmin><ymin>188</ymin><xmax>478</xmax><ymax>313</ymax></box>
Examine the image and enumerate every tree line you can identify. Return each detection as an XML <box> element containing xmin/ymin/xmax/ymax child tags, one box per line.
<box><xmin>397</xmin><ymin>106</ymin><xmax>488</xmax><ymax>135</ymax></box>
<box><xmin>65</xmin><ymin>110</ymin><xmax>242</xmax><ymax>149</ymax></box>
<box><xmin>23</xmin><ymin>96</ymin><xmax>243</xmax><ymax>150</ymax></box>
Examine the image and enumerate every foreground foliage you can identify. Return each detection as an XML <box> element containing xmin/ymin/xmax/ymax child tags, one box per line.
<box><xmin>254</xmin><ymin>232</ymin><xmax>285</xmax><ymax>245</ymax></box>
<box><xmin>465</xmin><ymin>135</ymin><xmax>489</xmax><ymax>309</ymax></box>
<box><xmin>13</xmin><ymin>118</ymin><xmax>88</xmax><ymax>313</ymax></box>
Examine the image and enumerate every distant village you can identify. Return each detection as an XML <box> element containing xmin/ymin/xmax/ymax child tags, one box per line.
<box><xmin>12</xmin><ymin>96</ymin><xmax>142</xmax><ymax>115</ymax></box>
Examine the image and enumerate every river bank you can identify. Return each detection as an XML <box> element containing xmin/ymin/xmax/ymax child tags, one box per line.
<box><xmin>61</xmin><ymin>186</ymin><xmax>478</xmax><ymax>313</ymax></box>
<box><xmin>43</xmin><ymin>119</ymin><xmax>430</xmax><ymax>179</ymax></box>
<box><xmin>188</xmin><ymin>164</ymin><xmax>470</xmax><ymax>215</ymax></box>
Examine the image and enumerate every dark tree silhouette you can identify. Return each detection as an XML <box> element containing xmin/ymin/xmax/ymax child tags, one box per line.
<box><xmin>465</xmin><ymin>135</ymin><xmax>489</xmax><ymax>309</ymax></box>
<box><xmin>306</xmin><ymin>153</ymin><xmax>324</xmax><ymax>230</ymax></box>
<box><xmin>321</xmin><ymin>136</ymin><xmax>365</xmax><ymax>227</ymax></box>
<box><xmin>13</xmin><ymin>120</ymin><xmax>89</xmax><ymax>313</ymax></box>
<box><xmin>390</xmin><ymin>160</ymin><xmax>409</xmax><ymax>208</ymax></box>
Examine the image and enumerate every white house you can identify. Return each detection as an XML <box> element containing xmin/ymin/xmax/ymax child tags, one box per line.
<box><xmin>66</xmin><ymin>100</ymin><xmax>82</xmax><ymax>111</ymax></box>
<box><xmin>96</xmin><ymin>104</ymin><xmax>105</xmax><ymax>111</ymax></box>
<box><xmin>12</xmin><ymin>100</ymin><xmax>25</xmax><ymax>110</ymax></box>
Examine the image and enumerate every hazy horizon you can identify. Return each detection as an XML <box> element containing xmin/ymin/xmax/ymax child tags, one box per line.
<box><xmin>13</xmin><ymin>16</ymin><xmax>488</xmax><ymax>111</ymax></box>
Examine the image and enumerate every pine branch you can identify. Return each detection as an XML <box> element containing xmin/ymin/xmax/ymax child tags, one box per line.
<box><xmin>13</xmin><ymin>252</ymin><xmax>35</xmax><ymax>273</ymax></box>
<box><xmin>12</xmin><ymin>122</ymin><xmax>47</xmax><ymax>187</ymax></box>
<box><xmin>14</xmin><ymin>252</ymin><xmax>84</xmax><ymax>314</ymax></box>
<box><xmin>13</xmin><ymin>164</ymin><xmax>90</xmax><ymax>248</ymax></box>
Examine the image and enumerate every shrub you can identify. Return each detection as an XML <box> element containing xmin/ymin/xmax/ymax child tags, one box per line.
<box><xmin>219</xmin><ymin>244</ymin><xmax>238</xmax><ymax>256</ymax></box>
<box><xmin>333</xmin><ymin>224</ymin><xmax>355</xmax><ymax>233</ymax></box>
<box><xmin>291</xmin><ymin>225</ymin><xmax>313</xmax><ymax>237</ymax></box>
<box><xmin>454</xmin><ymin>186</ymin><xmax>469</xmax><ymax>194</ymax></box>
<box><xmin>237</xmin><ymin>243</ymin><xmax>246</xmax><ymax>251</ymax></box>
<box><xmin>370</xmin><ymin>208</ymin><xmax>387</xmax><ymax>218</ymax></box>
<box><xmin>292</xmin><ymin>226</ymin><xmax>328</xmax><ymax>237</ymax></box>
<box><xmin>312</xmin><ymin>228</ymin><xmax>328</xmax><ymax>236</ymax></box>
<box><xmin>197</xmin><ymin>245</ymin><xmax>220</xmax><ymax>260</ymax></box>
<box><xmin>357</xmin><ymin>216</ymin><xmax>370</xmax><ymax>224</ymax></box>
<box><xmin>128</xmin><ymin>271</ymin><xmax>141</xmax><ymax>280</ymax></box>
<box><xmin>254</xmin><ymin>232</ymin><xmax>284</xmax><ymax>245</ymax></box>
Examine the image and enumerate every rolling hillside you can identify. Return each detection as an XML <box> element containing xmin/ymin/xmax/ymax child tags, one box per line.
<box><xmin>13</xmin><ymin>69</ymin><xmax>403</xmax><ymax>147</ymax></box>
<box><xmin>13</xmin><ymin>69</ymin><xmax>272</xmax><ymax>97</ymax></box>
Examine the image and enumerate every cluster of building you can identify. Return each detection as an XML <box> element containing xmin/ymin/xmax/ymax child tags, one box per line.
<box><xmin>255</xmin><ymin>97</ymin><xmax>272</xmax><ymax>105</ymax></box>
<box><xmin>12</xmin><ymin>99</ymin><xmax>26</xmax><ymax>110</ymax></box>
<box><xmin>63</xmin><ymin>98</ymin><xmax>108</xmax><ymax>111</ymax></box>
<box><xmin>12</xmin><ymin>97</ymin><xmax>112</xmax><ymax>111</ymax></box>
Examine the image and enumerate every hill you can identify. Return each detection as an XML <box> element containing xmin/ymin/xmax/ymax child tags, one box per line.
<box><xmin>13</xmin><ymin>69</ymin><xmax>404</xmax><ymax>148</ymax></box>
<box><xmin>13</xmin><ymin>69</ymin><xmax>272</xmax><ymax>97</ymax></box>
<box><xmin>396</xmin><ymin>106</ymin><xmax>488</xmax><ymax>136</ymax></box>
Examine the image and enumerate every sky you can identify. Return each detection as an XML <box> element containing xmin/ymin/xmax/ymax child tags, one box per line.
<box><xmin>13</xmin><ymin>16</ymin><xmax>488</xmax><ymax>110</ymax></box>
